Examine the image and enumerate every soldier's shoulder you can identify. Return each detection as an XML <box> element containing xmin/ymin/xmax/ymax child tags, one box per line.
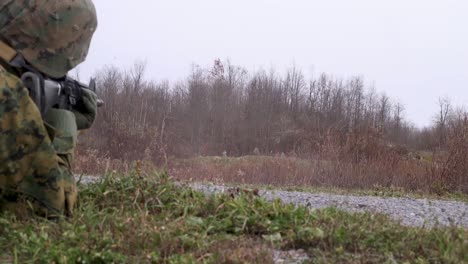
<box><xmin>0</xmin><ymin>64</ymin><xmax>20</xmax><ymax>81</ymax></box>
<box><xmin>0</xmin><ymin>64</ymin><xmax>11</xmax><ymax>76</ymax></box>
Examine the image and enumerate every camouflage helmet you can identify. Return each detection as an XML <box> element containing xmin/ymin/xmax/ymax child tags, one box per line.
<box><xmin>0</xmin><ymin>0</ymin><xmax>97</xmax><ymax>78</ymax></box>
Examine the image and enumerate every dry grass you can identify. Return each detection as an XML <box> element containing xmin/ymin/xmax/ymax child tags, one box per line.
<box><xmin>74</xmin><ymin>122</ymin><xmax>468</xmax><ymax>195</ymax></box>
<box><xmin>168</xmin><ymin>155</ymin><xmax>441</xmax><ymax>193</ymax></box>
<box><xmin>75</xmin><ymin>150</ymin><xmax>466</xmax><ymax>196</ymax></box>
<box><xmin>74</xmin><ymin>145</ymin><xmax>158</xmax><ymax>176</ymax></box>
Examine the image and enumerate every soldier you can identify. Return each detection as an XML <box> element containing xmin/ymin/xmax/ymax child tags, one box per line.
<box><xmin>0</xmin><ymin>0</ymin><xmax>98</xmax><ymax>218</ymax></box>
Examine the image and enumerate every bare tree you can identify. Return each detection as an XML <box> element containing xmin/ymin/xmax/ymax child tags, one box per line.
<box><xmin>84</xmin><ymin>61</ymin><xmax>417</xmax><ymax>161</ymax></box>
<box><xmin>435</xmin><ymin>97</ymin><xmax>452</xmax><ymax>148</ymax></box>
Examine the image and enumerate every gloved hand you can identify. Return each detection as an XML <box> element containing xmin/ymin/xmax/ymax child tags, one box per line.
<box><xmin>72</xmin><ymin>88</ymin><xmax>98</xmax><ymax>130</ymax></box>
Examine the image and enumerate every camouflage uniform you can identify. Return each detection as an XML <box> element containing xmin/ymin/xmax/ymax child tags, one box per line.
<box><xmin>0</xmin><ymin>0</ymin><xmax>97</xmax><ymax>218</ymax></box>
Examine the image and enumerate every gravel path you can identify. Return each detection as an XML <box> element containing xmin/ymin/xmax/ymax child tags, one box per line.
<box><xmin>189</xmin><ymin>183</ymin><xmax>468</xmax><ymax>228</ymax></box>
<box><xmin>78</xmin><ymin>176</ymin><xmax>468</xmax><ymax>228</ymax></box>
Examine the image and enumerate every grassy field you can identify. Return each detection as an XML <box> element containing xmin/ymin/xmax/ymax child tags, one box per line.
<box><xmin>168</xmin><ymin>155</ymin><xmax>425</xmax><ymax>189</ymax></box>
<box><xmin>169</xmin><ymin>156</ymin><xmax>468</xmax><ymax>202</ymax></box>
<box><xmin>1</xmin><ymin>171</ymin><xmax>466</xmax><ymax>264</ymax></box>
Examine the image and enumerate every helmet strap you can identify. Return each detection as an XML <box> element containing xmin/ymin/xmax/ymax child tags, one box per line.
<box><xmin>0</xmin><ymin>40</ymin><xmax>44</xmax><ymax>76</ymax></box>
<box><xmin>0</xmin><ymin>40</ymin><xmax>48</xmax><ymax>116</ymax></box>
<box><xmin>0</xmin><ymin>40</ymin><xmax>17</xmax><ymax>63</ymax></box>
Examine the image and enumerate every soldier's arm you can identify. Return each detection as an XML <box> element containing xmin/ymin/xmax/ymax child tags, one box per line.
<box><xmin>0</xmin><ymin>66</ymin><xmax>77</xmax><ymax>218</ymax></box>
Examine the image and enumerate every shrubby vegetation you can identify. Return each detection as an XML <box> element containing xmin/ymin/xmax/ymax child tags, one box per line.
<box><xmin>76</xmin><ymin>60</ymin><xmax>468</xmax><ymax>193</ymax></box>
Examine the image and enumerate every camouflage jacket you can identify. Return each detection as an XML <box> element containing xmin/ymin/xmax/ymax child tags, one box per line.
<box><xmin>0</xmin><ymin>64</ymin><xmax>77</xmax><ymax>218</ymax></box>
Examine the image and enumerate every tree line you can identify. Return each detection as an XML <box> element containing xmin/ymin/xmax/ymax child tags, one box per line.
<box><xmin>81</xmin><ymin>60</ymin><xmax>464</xmax><ymax>164</ymax></box>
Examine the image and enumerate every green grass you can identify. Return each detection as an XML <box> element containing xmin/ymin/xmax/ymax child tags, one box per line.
<box><xmin>0</xmin><ymin>171</ymin><xmax>466</xmax><ymax>263</ymax></box>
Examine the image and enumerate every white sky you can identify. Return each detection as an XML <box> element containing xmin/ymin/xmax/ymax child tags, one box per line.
<box><xmin>77</xmin><ymin>0</ymin><xmax>468</xmax><ymax>127</ymax></box>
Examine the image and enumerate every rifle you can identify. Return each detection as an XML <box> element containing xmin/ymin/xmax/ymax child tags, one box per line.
<box><xmin>21</xmin><ymin>72</ymin><xmax>104</xmax><ymax>116</ymax></box>
<box><xmin>0</xmin><ymin>40</ymin><xmax>102</xmax><ymax>115</ymax></box>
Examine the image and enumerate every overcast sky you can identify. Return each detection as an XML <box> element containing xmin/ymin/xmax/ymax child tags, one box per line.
<box><xmin>77</xmin><ymin>0</ymin><xmax>468</xmax><ymax>127</ymax></box>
